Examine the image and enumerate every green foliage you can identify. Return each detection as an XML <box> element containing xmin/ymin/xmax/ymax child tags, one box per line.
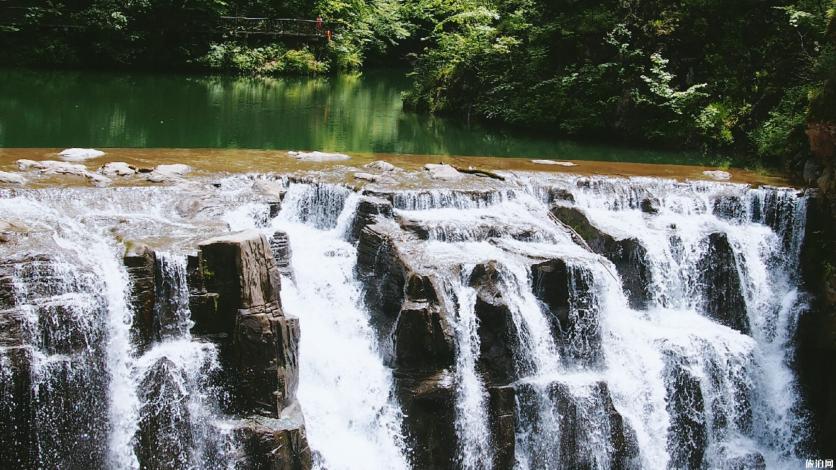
<box><xmin>403</xmin><ymin>0</ymin><xmax>834</xmax><ymax>158</ymax></box>
<box><xmin>198</xmin><ymin>42</ymin><xmax>328</xmax><ymax>75</ymax></box>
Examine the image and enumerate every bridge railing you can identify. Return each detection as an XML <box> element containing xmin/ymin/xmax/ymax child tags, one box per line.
<box><xmin>218</xmin><ymin>16</ymin><xmax>331</xmax><ymax>38</ymax></box>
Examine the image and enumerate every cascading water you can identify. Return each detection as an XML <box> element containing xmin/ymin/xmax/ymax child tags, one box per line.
<box><xmin>0</xmin><ymin>169</ymin><xmax>817</xmax><ymax>470</ymax></box>
<box><xmin>225</xmin><ymin>182</ymin><xmax>411</xmax><ymax>470</ymax></box>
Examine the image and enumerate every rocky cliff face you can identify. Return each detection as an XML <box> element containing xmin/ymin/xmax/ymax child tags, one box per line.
<box><xmin>0</xmin><ymin>166</ymin><xmax>822</xmax><ymax>469</ymax></box>
<box><xmin>124</xmin><ymin>230</ymin><xmax>311</xmax><ymax>469</ymax></box>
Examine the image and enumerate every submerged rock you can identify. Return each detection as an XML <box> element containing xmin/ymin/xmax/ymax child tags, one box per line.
<box><xmin>58</xmin><ymin>148</ymin><xmax>105</xmax><ymax>161</ymax></box>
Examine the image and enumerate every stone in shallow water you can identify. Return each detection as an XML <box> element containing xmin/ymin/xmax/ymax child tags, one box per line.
<box><xmin>288</xmin><ymin>150</ymin><xmax>350</xmax><ymax>162</ymax></box>
<box><xmin>424</xmin><ymin>163</ymin><xmax>463</xmax><ymax>181</ymax></box>
<box><xmin>531</xmin><ymin>159</ymin><xmax>576</xmax><ymax>166</ymax></box>
<box><xmin>147</xmin><ymin>164</ymin><xmax>191</xmax><ymax>182</ymax></box>
<box><xmin>99</xmin><ymin>162</ymin><xmax>136</xmax><ymax>177</ymax></box>
<box><xmin>365</xmin><ymin>160</ymin><xmax>398</xmax><ymax>171</ymax></box>
<box><xmin>58</xmin><ymin>148</ymin><xmax>105</xmax><ymax>161</ymax></box>
<box><xmin>703</xmin><ymin>170</ymin><xmax>731</xmax><ymax>181</ymax></box>
<box><xmin>0</xmin><ymin>171</ymin><xmax>25</xmax><ymax>184</ymax></box>
<box><xmin>353</xmin><ymin>172</ymin><xmax>379</xmax><ymax>182</ymax></box>
<box><xmin>16</xmin><ymin>159</ymin><xmax>110</xmax><ymax>186</ymax></box>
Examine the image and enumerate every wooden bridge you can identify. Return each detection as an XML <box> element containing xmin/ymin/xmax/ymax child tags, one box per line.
<box><xmin>218</xmin><ymin>17</ymin><xmax>331</xmax><ymax>38</ymax></box>
<box><xmin>0</xmin><ymin>9</ymin><xmax>333</xmax><ymax>39</ymax></box>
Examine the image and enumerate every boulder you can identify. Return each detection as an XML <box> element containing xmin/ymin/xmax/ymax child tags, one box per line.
<box><xmin>531</xmin><ymin>259</ymin><xmax>602</xmax><ymax>366</ymax></box>
<box><xmin>356</xmin><ymin>224</ymin><xmax>408</xmax><ymax>321</ymax></box>
<box><xmin>551</xmin><ymin>206</ymin><xmax>652</xmax><ymax>309</ymax></box>
<box><xmin>696</xmin><ymin>233</ymin><xmax>749</xmax><ymax>333</ymax></box>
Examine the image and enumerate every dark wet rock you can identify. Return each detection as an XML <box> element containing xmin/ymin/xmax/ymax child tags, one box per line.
<box><xmin>531</xmin><ymin>258</ymin><xmax>602</xmax><ymax>367</ymax></box>
<box><xmin>551</xmin><ymin>206</ymin><xmax>651</xmax><ymax>309</ymax></box>
<box><xmin>350</xmin><ymin>196</ymin><xmax>393</xmax><ymax>241</ymax></box>
<box><xmin>0</xmin><ymin>347</ymin><xmax>34</xmax><ymax>469</ymax></box>
<box><xmin>469</xmin><ymin>261</ymin><xmax>521</xmax><ymax>385</ymax></box>
<box><xmin>395</xmin><ymin>370</ymin><xmax>457</xmax><ymax>470</ymax></box>
<box><xmin>197</xmin><ymin>231</ymin><xmax>298</xmax><ymax>416</ymax></box>
<box><xmin>270</xmin><ymin>231</ymin><xmax>293</xmax><ymax>277</ymax></box>
<box><xmin>488</xmin><ymin>386</ymin><xmax>516</xmax><ymax>469</ymax></box>
<box><xmin>124</xmin><ymin>244</ymin><xmax>157</xmax><ymax>349</ymax></box>
<box><xmin>546</xmin><ymin>188</ymin><xmax>575</xmax><ymax>204</ymax></box>
<box><xmin>697</xmin><ymin>232</ymin><xmax>749</xmax><ymax>333</ymax></box>
<box><xmin>394</xmin><ymin>299</ymin><xmax>454</xmax><ymax>370</ymax></box>
<box><xmin>664</xmin><ymin>353</ymin><xmax>708</xmax><ymax>470</ymax></box>
<box><xmin>719</xmin><ymin>449</ymin><xmax>766</xmax><ymax>470</ymax></box>
<box><xmin>640</xmin><ymin>197</ymin><xmax>660</xmax><ymax>214</ymax></box>
<box><xmin>0</xmin><ymin>255</ymin><xmax>109</xmax><ymax>469</ymax></box>
<box><xmin>356</xmin><ymin>224</ymin><xmax>409</xmax><ymax>328</ymax></box>
<box><xmin>515</xmin><ymin>380</ymin><xmax>639</xmax><ymax>469</ymax></box>
<box><xmin>713</xmin><ymin>194</ymin><xmax>746</xmax><ymax>221</ymax></box>
<box><xmin>236</xmin><ymin>403</ymin><xmax>312</xmax><ymax>470</ymax></box>
<box><xmin>797</xmin><ymin>188</ymin><xmax>836</xmax><ymax>459</ymax></box>
<box><xmin>136</xmin><ymin>358</ymin><xmax>192</xmax><ymax>470</ymax></box>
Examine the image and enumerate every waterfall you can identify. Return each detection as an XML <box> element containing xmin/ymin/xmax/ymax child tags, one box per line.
<box><xmin>226</xmin><ymin>182</ymin><xmax>411</xmax><ymax>470</ymax></box>
<box><xmin>0</xmin><ymin>171</ymin><xmax>815</xmax><ymax>469</ymax></box>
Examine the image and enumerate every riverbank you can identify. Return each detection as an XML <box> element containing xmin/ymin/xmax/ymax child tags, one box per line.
<box><xmin>0</xmin><ymin>148</ymin><xmax>791</xmax><ymax>189</ymax></box>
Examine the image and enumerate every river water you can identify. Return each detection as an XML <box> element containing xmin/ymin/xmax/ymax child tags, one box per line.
<box><xmin>0</xmin><ymin>67</ymin><xmax>714</xmax><ymax>164</ymax></box>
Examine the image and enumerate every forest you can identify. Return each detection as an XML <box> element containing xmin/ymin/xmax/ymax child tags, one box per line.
<box><xmin>1</xmin><ymin>0</ymin><xmax>833</xmax><ymax>165</ymax></box>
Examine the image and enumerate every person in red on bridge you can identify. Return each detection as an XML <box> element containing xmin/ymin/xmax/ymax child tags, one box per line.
<box><xmin>316</xmin><ymin>16</ymin><xmax>323</xmax><ymax>32</ymax></box>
